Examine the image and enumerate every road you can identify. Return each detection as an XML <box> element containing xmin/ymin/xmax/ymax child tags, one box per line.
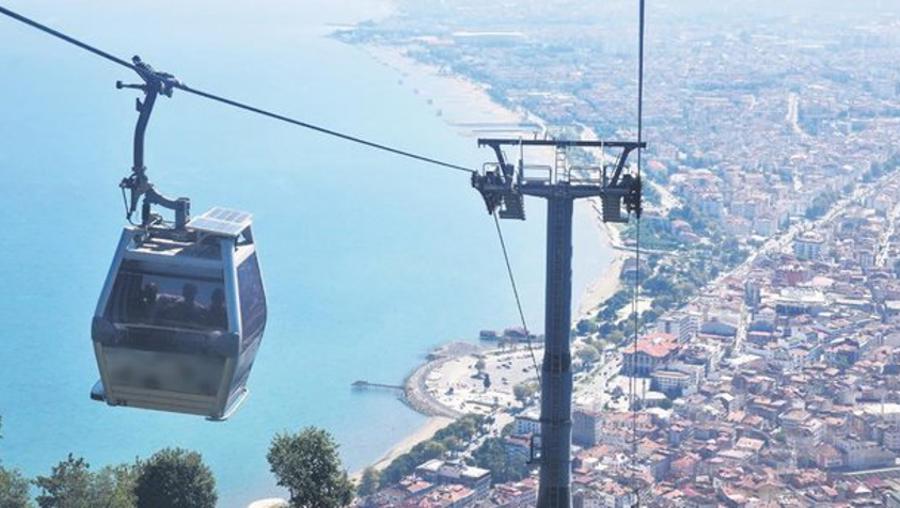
<box><xmin>877</xmin><ymin>199</ymin><xmax>900</xmax><ymax>267</ymax></box>
<box><xmin>786</xmin><ymin>92</ymin><xmax>808</xmax><ymax>138</ymax></box>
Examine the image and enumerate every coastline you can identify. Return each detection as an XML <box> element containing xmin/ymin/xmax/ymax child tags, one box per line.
<box><xmin>347</xmin><ymin>42</ymin><xmax>625</xmax><ymax>476</ymax></box>
<box><xmin>366</xmin><ymin>416</ymin><xmax>454</xmax><ymax>471</ymax></box>
<box><xmin>577</xmin><ymin>201</ymin><xmax>626</xmax><ymax>321</ymax></box>
<box><xmin>358</xmin><ymin>44</ymin><xmax>534</xmax><ymax>130</ymax></box>
<box><xmin>349</xmin><ymin>416</ymin><xmax>453</xmax><ymax>482</ymax></box>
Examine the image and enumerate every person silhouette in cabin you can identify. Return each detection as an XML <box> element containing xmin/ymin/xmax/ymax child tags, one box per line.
<box><xmin>206</xmin><ymin>288</ymin><xmax>228</xmax><ymax>330</ymax></box>
<box><xmin>138</xmin><ymin>282</ymin><xmax>159</xmax><ymax>322</ymax></box>
<box><xmin>175</xmin><ymin>283</ymin><xmax>202</xmax><ymax>326</ymax></box>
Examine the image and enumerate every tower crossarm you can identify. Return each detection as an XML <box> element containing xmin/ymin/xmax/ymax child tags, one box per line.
<box><xmin>472</xmin><ymin>138</ymin><xmax>646</xmax><ymax>222</ymax></box>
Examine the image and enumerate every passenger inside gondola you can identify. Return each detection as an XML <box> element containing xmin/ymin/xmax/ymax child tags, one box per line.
<box><xmin>109</xmin><ymin>269</ymin><xmax>230</xmax><ymax>331</ymax></box>
<box><xmin>206</xmin><ymin>288</ymin><xmax>227</xmax><ymax>329</ymax></box>
<box><xmin>174</xmin><ymin>283</ymin><xmax>201</xmax><ymax>324</ymax></box>
<box><xmin>138</xmin><ymin>283</ymin><xmax>158</xmax><ymax>321</ymax></box>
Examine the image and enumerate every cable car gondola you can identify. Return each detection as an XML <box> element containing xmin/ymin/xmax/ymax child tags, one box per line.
<box><xmin>89</xmin><ymin>58</ymin><xmax>267</xmax><ymax>420</ymax></box>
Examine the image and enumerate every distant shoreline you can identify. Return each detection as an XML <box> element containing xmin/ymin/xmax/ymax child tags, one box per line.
<box><xmin>344</xmin><ymin>41</ymin><xmax>624</xmax><ymax>479</ymax></box>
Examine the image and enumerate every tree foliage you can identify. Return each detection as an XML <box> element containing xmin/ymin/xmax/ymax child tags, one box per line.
<box><xmin>470</xmin><ymin>437</ymin><xmax>529</xmax><ymax>484</ymax></box>
<box><xmin>512</xmin><ymin>382</ymin><xmax>537</xmax><ymax>404</ymax></box>
<box><xmin>575</xmin><ymin>319</ymin><xmax>597</xmax><ymax>336</ymax></box>
<box><xmin>267</xmin><ymin>427</ymin><xmax>353</xmax><ymax>508</ymax></box>
<box><xmin>32</xmin><ymin>455</ymin><xmax>135</xmax><ymax>508</ymax></box>
<box><xmin>379</xmin><ymin>415</ymin><xmax>486</xmax><ymax>488</ymax></box>
<box><xmin>576</xmin><ymin>345</ymin><xmax>600</xmax><ymax>365</ymax></box>
<box><xmin>0</xmin><ymin>417</ymin><xmax>30</xmax><ymax>508</ymax></box>
<box><xmin>804</xmin><ymin>191</ymin><xmax>837</xmax><ymax>220</ymax></box>
<box><xmin>92</xmin><ymin>464</ymin><xmax>138</xmax><ymax>508</ymax></box>
<box><xmin>356</xmin><ymin>467</ymin><xmax>380</xmax><ymax>497</ymax></box>
<box><xmin>0</xmin><ymin>464</ymin><xmax>31</xmax><ymax>508</ymax></box>
<box><xmin>34</xmin><ymin>454</ymin><xmax>93</xmax><ymax>508</ymax></box>
<box><xmin>134</xmin><ymin>448</ymin><xmax>216</xmax><ymax>508</ymax></box>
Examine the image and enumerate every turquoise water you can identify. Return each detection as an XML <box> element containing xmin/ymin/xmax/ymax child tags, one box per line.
<box><xmin>0</xmin><ymin>2</ymin><xmax>610</xmax><ymax>506</ymax></box>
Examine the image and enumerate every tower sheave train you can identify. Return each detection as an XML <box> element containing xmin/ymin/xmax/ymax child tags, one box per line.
<box><xmin>89</xmin><ymin>57</ymin><xmax>267</xmax><ymax>420</ymax></box>
<box><xmin>473</xmin><ymin>139</ymin><xmax>642</xmax><ymax>507</ymax></box>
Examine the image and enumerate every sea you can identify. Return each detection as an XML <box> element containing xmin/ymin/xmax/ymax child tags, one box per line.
<box><xmin>0</xmin><ymin>2</ymin><xmax>612</xmax><ymax>506</ymax></box>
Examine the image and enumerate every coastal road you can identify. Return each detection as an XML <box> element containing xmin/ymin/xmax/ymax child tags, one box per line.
<box><xmin>786</xmin><ymin>92</ymin><xmax>808</xmax><ymax>138</ymax></box>
<box><xmin>877</xmin><ymin>199</ymin><xmax>900</xmax><ymax>267</ymax></box>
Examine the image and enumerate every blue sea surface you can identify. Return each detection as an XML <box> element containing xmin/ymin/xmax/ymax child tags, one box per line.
<box><xmin>0</xmin><ymin>2</ymin><xmax>611</xmax><ymax>506</ymax></box>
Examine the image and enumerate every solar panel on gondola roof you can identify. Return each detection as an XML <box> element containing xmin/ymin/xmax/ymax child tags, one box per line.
<box><xmin>188</xmin><ymin>207</ymin><xmax>252</xmax><ymax>237</ymax></box>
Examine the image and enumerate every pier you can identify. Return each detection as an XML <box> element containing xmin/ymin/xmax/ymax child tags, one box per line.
<box><xmin>352</xmin><ymin>380</ymin><xmax>404</xmax><ymax>391</ymax></box>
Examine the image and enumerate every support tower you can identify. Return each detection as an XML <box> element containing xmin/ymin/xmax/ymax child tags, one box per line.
<box><xmin>473</xmin><ymin>138</ymin><xmax>643</xmax><ymax>508</ymax></box>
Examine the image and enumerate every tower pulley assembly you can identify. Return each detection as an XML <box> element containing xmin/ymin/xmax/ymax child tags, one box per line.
<box><xmin>472</xmin><ymin>138</ymin><xmax>643</xmax><ymax>221</ymax></box>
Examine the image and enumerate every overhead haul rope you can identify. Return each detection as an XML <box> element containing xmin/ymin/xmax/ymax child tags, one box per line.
<box><xmin>0</xmin><ymin>5</ymin><xmax>476</xmax><ymax>175</ymax></box>
<box><xmin>493</xmin><ymin>214</ymin><xmax>542</xmax><ymax>386</ymax></box>
<box><xmin>630</xmin><ymin>0</ymin><xmax>646</xmax><ymax>506</ymax></box>
<box><xmin>1</xmin><ymin>2</ymin><xmax>540</xmax><ymax>391</ymax></box>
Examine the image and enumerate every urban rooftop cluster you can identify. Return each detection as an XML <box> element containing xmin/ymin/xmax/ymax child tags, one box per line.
<box><xmin>342</xmin><ymin>1</ymin><xmax>900</xmax><ymax>506</ymax></box>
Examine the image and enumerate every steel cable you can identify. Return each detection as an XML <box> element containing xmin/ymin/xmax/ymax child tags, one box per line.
<box><xmin>493</xmin><ymin>214</ymin><xmax>542</xmax><ymax>385</ymax></box>
<box><xmin>0</xmin><ymin>4</ymin><xmax>476</xmax><ymax>175</ymax></box>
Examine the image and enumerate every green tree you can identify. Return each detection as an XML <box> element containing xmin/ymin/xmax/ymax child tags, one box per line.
<box><xmin>513</xmin><ymin>382</ymin><xmax>536</xmax><ymax>404</ymax></box>
<box><xmin>378</xmin><ymin>415</ymin><xmax>485</xmax><ymax>487</ymax></box>
<box><xmin>606</xmin><ymin>330</ymin><xmax>625</xmax><ymax>345</ymax></box>
<box><xmin>91</xmin><ymin>464</ymin><xmax>137</xmax><ymax>508</ymax></box>
<box><xmin>134</xmin><ymin>448</ymin><xmax>216</xmax><ymax>508</ymax></box>
<box><xmin>410</xmin><ymin>440</ymin><xmax>447</xmax><ymax>459</ymax></box>
<box><xmin>641</xmin><ymin>309</ymin><xmax>660</xmax><ymax>324</ymax></box>
<box><xmin>34</xmin><ymin>454</ymin><xmax>92</xmax><ymax>508</ymax></box>
<box><xmin>267</xmin><ymin>427</ymin><xmax>353</xmax><ymax>508</ymax></box>
<box><xmin>575</xmin><ymin>319</ymin><xmax>597</xmax><ymax>336</ymax></box>
<box><xmin>356</xmin><ymin>467</ymin><xmax>380</xmax><ymax>497</ymax></box>
<box><xmin>471</xmin><ymin>438</ymin><xmax>528</xmax><ymax>484</ymax></box>
<box><xmin>642</xmin><ymin>275</ymin><xmax>673</xmax><ymax>295</ymax></box>
<box><xmin>0</xmin><ymin>417</ymin><xmax>30</xmax><ymax>508</ymax></box>
<box><xmin>576</xmin><ymin>345</ymin><xmax>600</xmax><ymax>366</ymax></box>
<box><xmin>441</xmin><ymin>436</ymin><xmax>461</xmax><ymax>453</ymax></box>
<box><xmin>474</xmin><ymin>358</ymin><xmax>486</xmax><ymax>373</ymax></box>
<box><xmin>0</xmin><ymin>465</ymin><xmax>31</xmax><ymax>508</ymax></box>
<box><xmin>652</xmin><ymin>293</ymin><xmax>675</xmax><ymax>312</ymax></box>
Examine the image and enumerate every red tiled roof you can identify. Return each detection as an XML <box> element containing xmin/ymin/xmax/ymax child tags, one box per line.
<box><xmin>629</xmin><ymin>332</ymin><xmax>679</xmax><ymax>358</ymax></box>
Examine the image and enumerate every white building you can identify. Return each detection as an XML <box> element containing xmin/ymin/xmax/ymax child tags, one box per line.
<box><xmin>650</xmin><ymin>369</ymin><xmax>694</xmax><ymax>397</ymax></box>
<box><xmin>656</xmin><ymin>312</ymin><xmax>697</xmax><ymax>344</ymax></box>
<box><xmin>514</xmin><ymin>409</ymin><xmax>541</xmax><ymax>436</ymax></box>
<box><xmin>836</xmin><ymin>439</ymin><xmax>895</xmax><ymax>470</ymax></box>
<box><xmin>794</xmin><ymin>232</ymin><xmax>825</xmax><ymax>260</ymax></box>
<box><xmin>884</xmin><ymin>426</ymin><xmax>900</xmax><ymax>452</ymax></box>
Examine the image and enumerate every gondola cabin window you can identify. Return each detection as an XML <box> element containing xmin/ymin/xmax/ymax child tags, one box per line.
<box><xmin>238</xmin><ymin>253</ymin><xmax>266</xmax><ymax>345</ymax></box>
<box><xmin>106</xmin><ymin>262</ymin><xmax>229</xmax><ymax>332</ymax></box>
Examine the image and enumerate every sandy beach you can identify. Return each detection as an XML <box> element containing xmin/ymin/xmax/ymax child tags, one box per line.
<box><xmin>577</xmin><ymin>200</ymin><xmax>626</xmax><ymax>321</ymax></box>
<box><xmin>359</xmin><ymin>45</ymin><xmax>539</xmax><ymax>130</ymax></box>
<box><xmin>350</xmin><ymin>416</ymin><xmax>453</xmax><ymax>482</ymax></box>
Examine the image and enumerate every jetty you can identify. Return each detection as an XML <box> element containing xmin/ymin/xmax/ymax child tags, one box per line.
<box><xmin>352</xmin><ymin>380</ymin><xmax>404</xmax><ymax>391</ymax></box>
